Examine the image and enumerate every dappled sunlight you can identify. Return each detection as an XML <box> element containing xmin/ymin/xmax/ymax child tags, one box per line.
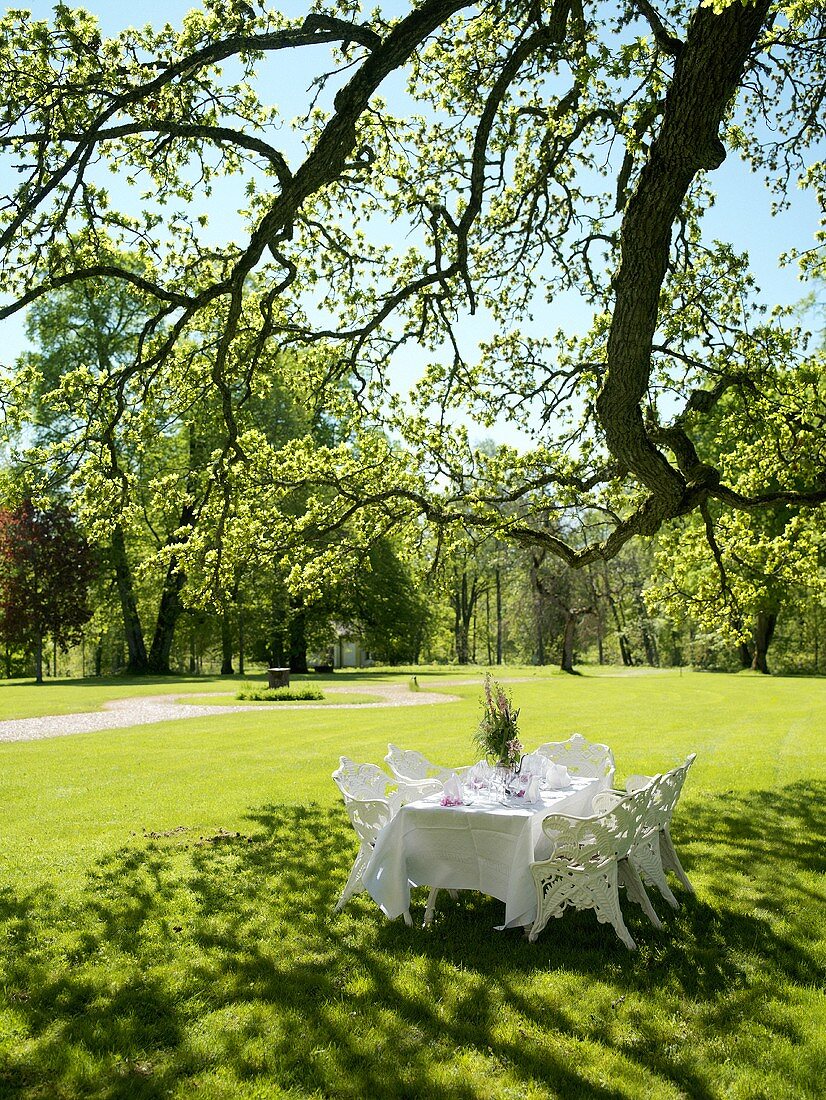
<box><xmin>0</xmin><ymin>783</ymin><xmax>823</xmax><ymax>1097</ymax></box>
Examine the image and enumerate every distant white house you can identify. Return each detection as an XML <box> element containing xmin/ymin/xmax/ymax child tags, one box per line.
<box><xmin>314</xmin><ymin>624</ymin><xmax>373</xmax><ymax>669</ymax></box>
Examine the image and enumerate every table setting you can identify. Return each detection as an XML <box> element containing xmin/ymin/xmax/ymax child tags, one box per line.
<box><xmin>359</xmin><ymin>675</ymin><xmax>600</xmax><ymax>928</ymax></box>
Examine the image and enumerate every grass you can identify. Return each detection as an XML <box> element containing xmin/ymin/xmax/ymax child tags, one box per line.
<box><xmin>0</xmin><ymin>667</ymin><xmax>824</xmax><ymax>1099</ymax></box>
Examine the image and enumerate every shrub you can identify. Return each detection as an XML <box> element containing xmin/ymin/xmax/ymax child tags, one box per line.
<box><xmin>236</xmin><ymin>687</ymin><xmax>324</xmax><ymax>702</ymax></box>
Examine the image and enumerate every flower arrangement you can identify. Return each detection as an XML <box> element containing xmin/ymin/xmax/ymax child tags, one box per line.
<box><xmin>473</xmin><ymin>674</ymin><xmax>522</xmax><ymax>768</ymax></box>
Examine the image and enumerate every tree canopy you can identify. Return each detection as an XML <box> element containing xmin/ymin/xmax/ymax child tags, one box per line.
<box><xmin>0</xmin><ymin>0</ymin><xmax>824</xmax><ymax>601</ymax></box>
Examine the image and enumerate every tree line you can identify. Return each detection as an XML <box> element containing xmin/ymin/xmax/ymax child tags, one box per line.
<box><xmin>3</xmin><ymin>272</ymin><xmax>822</xmax><ymax>677</ymax></box>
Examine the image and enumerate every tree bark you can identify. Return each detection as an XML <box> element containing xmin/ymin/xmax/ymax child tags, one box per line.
<box><xmin>147</xmin><ymin>553</ymin><xmax>185</xmax><ymax>673</ymax></box>
<box><xmin>606</xmin><ymin>589</ymin><xmax>634</xmax><ymax>666</ymax></box>
<box><xmin>34</xmin><ymin>632</ymin><xmax>43</xmax><ymax>684</ymax></box>
<box><xmin>596</xmin><ymin>2</ymin><xmax>774</xmax><ymax>526</ymax></box>
<box><xmin>495</xmin><ymin>565</ymin><xmax>503</xmax><ymax>665</ymax></box>
<box><xmin>634</xmin><ymin>588</ymin><xmax>659</xmax><ymax>666</ymax></box>
<box><xmin>111</xmin><ymin>524</ymin><xmax>149</xmax><ymax>674</ymax></box>
<box><xmin>751</xmin><ymin>611</ymin><xmax>777</xmax><ymax>674</ymax></box>
<box><xmin>586</xmin><ymin>565</ymin><xmax>605</xmax><ymax>665</ymax></box>
<box><xmin>485</xmin><ymin>587</ymin><xmax>493</xmax><ymax>665</ymax></box>
<box><xmin>451</xmin><ymin>569</ymin><xmax>479</xmax><ymax>664</ymax></box>
<box><xmin>220</xmin><ymin>608</ymin><xmax>234</xmax><ymax>675</ymax></box>
<box><xmin>560</xmin><ymin>612</ymin><xmax>577</xmax><ymax>674</ymax></box>
<box><xmin>530</xmin><ymin>554</ymin><xmax>546</xmax><ymax>666</ymax></box>
<box><xmin>289</xmin><ymin>605</ymin><xmax>308</xmax><ymax>673</ymax></box>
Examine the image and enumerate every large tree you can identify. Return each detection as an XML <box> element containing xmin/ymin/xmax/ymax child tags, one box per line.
<box><xmin>0</xmin><ymin>0</ymin><xmax>824</xmax><ymax>609</ymax></box>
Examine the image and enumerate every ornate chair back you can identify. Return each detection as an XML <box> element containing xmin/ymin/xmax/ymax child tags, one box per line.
<box><xmin>625</xmin><ymin>753</ymin><xmax>697</xmax><ymax>903</ymax></box>
<box><xmin>641</xmin><ymin>754</ymin><xmax>697</xmax><ymax>832</ymax></box>
<box><xmin>591</xmin><ymin>786</ymin><xmax>653</xmax><ymax>862</ymax></box>
<box><xmin>333</xmin><ymin>793</ymin><xmax>394</xmax><ymax>915</ymax></box>
<box><xmin>536</xmin><ymin>733</ymin><xmax>616</xmax><ymax>789</ymax></box>
<box><xmin>539</xmin><ymin>809</ymin><xmax>620</xmax><ymax>868</ymax></box>
<box><xmin>342</xmin><ymin>795</ymin><xmax>392</xmax><ymax>850</ymax></box>
<box><xmin>384</xmin><ymin>744</ymin><xmax>455</xmax><ymax>784</ymax></box>
<box><xmin>332</xmin><ymin>756</ymin><xmax>394</xmax><ymax>803</ymax></box>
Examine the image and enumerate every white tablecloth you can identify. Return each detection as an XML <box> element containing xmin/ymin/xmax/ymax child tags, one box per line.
<box><xmin>362</xmin><ymin>775</ymin><xmax>597</xmax><ymax>928</ymax></box>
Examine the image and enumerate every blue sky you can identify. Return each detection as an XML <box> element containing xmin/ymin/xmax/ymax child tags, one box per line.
<box><xmin>2</xmin><ymin>1</ymin><xmax>822</xmax><ymax>443</ymax></box>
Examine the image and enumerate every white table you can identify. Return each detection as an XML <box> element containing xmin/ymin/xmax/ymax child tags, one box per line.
<box><xmin>362</xmin><ymin>775</ymin><xmax>598</xmax><ymax>928</ymax></box>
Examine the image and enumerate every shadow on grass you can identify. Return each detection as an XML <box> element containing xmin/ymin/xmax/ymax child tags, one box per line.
<box><xmin>1</xmin><ymin>782</ymin><xmax>824</xmax><ymax>1099</ymax></box>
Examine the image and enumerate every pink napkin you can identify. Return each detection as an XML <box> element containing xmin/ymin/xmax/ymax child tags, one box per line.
<box><xmin>440</xmin><ymin>773</ymin><xmax>464</xmax><ymax>806</ymax></box>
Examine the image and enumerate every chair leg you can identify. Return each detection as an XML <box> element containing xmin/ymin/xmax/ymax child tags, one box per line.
<box><xmin>529</xmin><ymin>867</ymin><xmax>636</xmax><ymax>950</ymax></box>
<box><xmin>589</xmin><ymin>863</ymin><xmax>637</xmax><ymax>950</ymax></box>
<box><xmin>618</xmin><ymin>858</ymin><xmax>663</xmax><ymax>929</ymax></box>
<box><xmin>660</xmin><ymin>827</ymin><xmax>696</xmax><ymax>894</ymax></box>
<box><xmin>631</xmin><ymin>834</ymin><xmax>680</xmax><ymax>910</ymax></box>
<box><xmin>424</xmin><ymin>887</ymin><xmax>440</xmax><ymax>925</ymax></box>
<box><xmin>334</xmin><ymin>844</ymin><xmax>370</xmax><ymax>912</ymax></box>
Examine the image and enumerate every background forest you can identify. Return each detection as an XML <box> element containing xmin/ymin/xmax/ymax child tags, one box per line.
<box><xmin>1</xmin><ymin>276</ymin><xmax>823</xmax><ymax>682</ymax></box>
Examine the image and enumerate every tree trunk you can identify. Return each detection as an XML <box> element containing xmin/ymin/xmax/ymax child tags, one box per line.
<box><xmin>289</xmin><ymin>606</ymin><xmax>309</xmax><ymax>673</ymax></box>
<box><xmin>606</xmin><ymin>589</ymin><xmax>634</xmax><ymax>666</ymax></box>
<box><xmin>560</xmin><ymin>612</ymin><xmax>577</xmax><ymax>674</ymax></box>
<box><xmin>596</xmin><ymin>1</ymin><xmax>773</xmax><ymax>527</ymax></box>
<box><xmin>111</xmin><ymin>524</ymin><xmax>149</xmax><ymax>674</ymax></box>
<box><xmin>738</xmin><ymin>641</ymin><xmax>753</xmax><ymax>669</ymax></box>
<box><xmin>220</xmin><ymin>608</ymin><xmax>234</xmax><ymax>675</ymax></box>
<box><xmin>751</xmin><ymin>611</ymin><xmax>777</xmax><ymax>675</ymax></box>
<box><xmin>586</xmin><ymin>566</ymin><xmax>605</xmax><ymax>665</ymax></box>
<box><xmin>531</xmin><ymin>558</ymin><xmax>546</xmax><ymax>666</ymax></box>
<box><xmin>147</xmin><ymin>554</ymin><xmax>185</xmax><ymax>673</ymax></box>
<box><xmin>188</xmin><ymin>619</ymin><xmax>197</xmax><ymax>675</ymax></box>
<box><xmin>485</xmin><ymin>587</ymin><xmax>492</xmax><ymax>666</ymax></box>
<box><xmin>634</xmin><ymin>589</ymin><xmax>659</xmax><ymax>666</ymax></box>
<box><xmin>34</xmin><ymin>632</ymin><xmax>43</xmax><ymax>683</ymax></box>
<box><xmin>451</xmin><ymin>569</ymin><xmax>479</xmax><ymax>665</ymax></box>
<box><xmin>238</xmin><ymin>603</ymin><xmax>245</xmax><ymax>676</ymax></box>
<box><xmin>495</xmin><ymin>565</ymin><xmax>503</xmax><ymax>665</ymax></box>
<box><xmin>454</xmin><ymin>604</ymin><xmax>469</xmax><ymax>664</ymax></box>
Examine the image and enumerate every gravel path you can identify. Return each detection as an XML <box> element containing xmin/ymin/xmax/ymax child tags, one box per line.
<box><xmin>0</xmin><ymin>682</ymin><xmax>462</xmax><ymax>744</ymax></box>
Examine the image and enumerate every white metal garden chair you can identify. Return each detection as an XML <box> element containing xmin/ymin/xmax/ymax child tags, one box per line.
<box><xmin>590</xmin><ymin>786</ymin><xmax>664</xmax><ymax>929</ymax></box>
<box><xmin>535</xmin><ymin>733</ymin><xmax>616</xmax><ymax>790</ymax></box>
<box><xmin>333</xmin><ymin>794</ymin><xmax>415</xmax><ymax>925</ymax></box>
<box><xmin>528</xmin><ymin>789</ymin><xmax>659</xmax><ymax>951</ymax></box>
<box><xmin>332</xmin><ymin>757</ymin><xmax>440</xmax><ymax>923</ymax></box>
<box><xmin>384</xmin><ymin>744</ymin><xmax>458</xmax><ymax>790</ymax></box>
<box><xmin>624</xmin><ymin>754</ymin><xmax>697</xmax><ymax>906</ymax></box>
<box><xmin>332</xmin><ymin>755</ymin><xmax>403</xmax><ymax>806</ymax></box>
<box><xmin>332</xmin><ymin>755</ymin><xmax>438</xmax><ymax>813</ymax></box>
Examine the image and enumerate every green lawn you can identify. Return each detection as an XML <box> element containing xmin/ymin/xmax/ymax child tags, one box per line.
<box><xmin>1</xmin><ymin>667</ymin><xmax>824</xmax><ymax>1099</ymax></box>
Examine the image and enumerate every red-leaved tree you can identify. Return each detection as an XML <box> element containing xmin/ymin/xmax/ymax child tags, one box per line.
<box><xmin>0</xmin><ymin>500</ymin><xmax>96</xmax><ymax>682</ymax></box>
